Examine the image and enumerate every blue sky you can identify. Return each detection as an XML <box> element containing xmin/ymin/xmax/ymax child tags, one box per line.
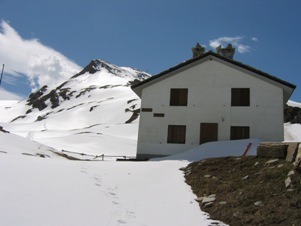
<box><xmin>0</xmin><ymin>0</ymin><xmax>300</xmax><ymax>101</ymax></box>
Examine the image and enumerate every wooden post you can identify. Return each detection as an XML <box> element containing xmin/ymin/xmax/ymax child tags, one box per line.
<box><xmin>0</xmin><ymin>64</ymin><xmax>4</xmax><ymax>85</ymax></box>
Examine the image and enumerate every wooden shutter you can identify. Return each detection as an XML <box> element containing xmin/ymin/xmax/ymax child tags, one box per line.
<box><xmin>231</xmin><ymin>88</ymin><xmax>250</xmax><ymax>106</ymax></box>
<box><xmin>170</xmin><ymin>89</ymin><xmax>188</xmax><ymax>106</ymax></box>
<box><xmin>167</xmin><ymin>125</ymin><xmax>186</xmax><ymax>144</ymax></box>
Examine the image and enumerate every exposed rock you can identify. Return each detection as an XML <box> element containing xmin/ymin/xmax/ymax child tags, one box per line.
<box><xmin>0</xmin><ymin>126</ymin><xmax>9</xmax><ymax>133</ymax></box>
<box><xmin>286</xmin><ymin>142</ymin><xmax>299</xmax><ymax>162</ymax></box>
<box><xmin>202</xmin><ymin>194</ymin><xmax>216</xmax><ymax>204</ymax></box>
<box><xmin>203</xmin><ymin>202</ymin><xmax>214</xmax><ymax>207</ymax></box>
<box><xmin>264</xmin><ymin>159</ymin><xmax>279</xmax><ymax>166</ymax></box>
<box><xmin>284</xmin><ymin>104</ymin><xmax>301</xmax><ymax>123</ymax></box>
<box><xmin>242</xmin><ymin>175</ymin><xmax>249</xmax><ymax>180</ymax></box>
<box><xmin>288</xmin><ymin>170</ymin><xmax>295</xmax><ymax>177</ymax></box>
<box><xmin>125</xmin><ymin>108</ymin><xmax>140</xmax><ymax>124</ymax></box>
<box><xmin>254</xmin><ymin>201</ymin><xmax>264</xmax><ymax>207</ymax></box>
<box><xmin>195</xmin><ymin>197</ymin><xmax>204</xmax><ymax>202</ymax></box>
<box><xmin>179</xmin><ymin>167</ymin><xmax>186</xmax><ymax>171</ymax></box>
<box><xmin>285</xmin><ymin>177</ymin><xmax>293</xmax><ymax>188</ymax></box>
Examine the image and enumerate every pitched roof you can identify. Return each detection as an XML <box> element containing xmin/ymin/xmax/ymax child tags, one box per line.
<box><xmin>131</xmin><ymin>51</ymin><xmax>296</xmax><ymax>102</ymax></box>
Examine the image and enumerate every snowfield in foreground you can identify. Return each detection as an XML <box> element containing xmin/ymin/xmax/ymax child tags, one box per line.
<box><xmin>0</xmin><ymin>122</ymin><xmax>300</xmax><ymax>226</ymax></box>
<box><xmin>0</xmin><ymin>129</ymin><xmax>263</xmax><ymax>226</ymax></box>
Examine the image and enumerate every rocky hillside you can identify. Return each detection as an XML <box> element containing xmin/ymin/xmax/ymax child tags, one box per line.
<box><xmin>183</xmin><ymin>144</ymin><xmax>301</xmax><ymax>226</ymax></box>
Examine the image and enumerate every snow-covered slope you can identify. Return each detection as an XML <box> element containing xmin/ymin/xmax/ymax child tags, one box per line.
<box><xmin>0</xmin><ymin>59</ymin><xmax>150</xmax><ymax>159</ymax></box>
<box><xmin>0</xmin><ymin>58</ymin><xmax>300</xmax><ymax>226</ymax></box>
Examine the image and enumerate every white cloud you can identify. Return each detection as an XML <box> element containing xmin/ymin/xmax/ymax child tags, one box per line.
<box><xmin>0</xmin><ymin>21</ymin><xmax>81</xmax><ymax>91</ymax></box>
<box><xmin>251</xmin><ymin>37</ymin><xmax>259</xmax><ymax>42</ymax></box>
<box><xmin>209</xmin><ymin>36</ymin><xmax>250</xmax><ymax>54</ymax></box>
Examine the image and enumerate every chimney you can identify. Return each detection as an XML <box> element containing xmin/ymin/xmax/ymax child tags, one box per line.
<box><xmin>192</xmin><ymin>43</ymin><xmax>205</xmax><ymax>58</ymax></box>
<box><xmin>216</xmin><ymin>44</ymin><xmax>235</xmax><ymax>59</ymax></box>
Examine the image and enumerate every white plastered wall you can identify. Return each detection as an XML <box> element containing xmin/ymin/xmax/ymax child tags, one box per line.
<box><xmin>136</xmin><ymin>58</ymin><xmax>284</xmax><ymax>158</ymax></box>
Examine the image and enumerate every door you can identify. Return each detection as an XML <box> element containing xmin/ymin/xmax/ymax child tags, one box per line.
<box><xmin>200</xmin><ymin>123</ymin><xmax>218</xmax><ymax>144</ymax></box>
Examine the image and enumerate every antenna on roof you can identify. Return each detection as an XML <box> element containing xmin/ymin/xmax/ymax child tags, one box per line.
<box><xmin>0</xmin><ymin>64</ymin><xmax>4</xmax><ymax>85</ymax></box>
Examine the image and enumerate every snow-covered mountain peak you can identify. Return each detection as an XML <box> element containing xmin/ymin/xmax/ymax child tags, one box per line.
<box><xmin>0</xmin><ymin>59</ymin><xmax>151</xmax><ymax>156</ymax></box>
<box><xmin>16</xmin><ymin>59</ymin><xmax>151</xmax><ymax>115</ymax></box>
<box><xmin>72</xmin><ymin>59</ymin><xmax>150</xmax><ymax>82</ymax></box>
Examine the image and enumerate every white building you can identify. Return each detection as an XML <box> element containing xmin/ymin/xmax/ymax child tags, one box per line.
<box><xmin>131</xmin><ymin>48</ymin><xmax>296</xmax><ymax>159</ymax></box>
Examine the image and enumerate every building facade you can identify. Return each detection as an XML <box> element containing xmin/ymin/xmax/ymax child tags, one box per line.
<box><xmin>132</xmin><ymin>51</ymin><xmax>296</xmax><ymax>159</ymax></box>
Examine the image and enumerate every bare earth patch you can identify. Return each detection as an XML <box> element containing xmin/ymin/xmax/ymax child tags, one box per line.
<box><xmin>183</xmin><ymin>156</ymin><xmax>301</xmax><ymax>226</ymax></box>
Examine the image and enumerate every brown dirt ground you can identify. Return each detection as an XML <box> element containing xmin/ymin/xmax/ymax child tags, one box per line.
<box><xmin>183</xmin><ymin>156</ymin><xmax>301</xmax><ymax>226</ymax></box>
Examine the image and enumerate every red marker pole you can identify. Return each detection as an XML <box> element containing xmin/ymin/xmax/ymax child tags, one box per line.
<box><xmin>242</xmin><ymin>143</ymin><xmax>252</xmax><ymax>157</ymax></box>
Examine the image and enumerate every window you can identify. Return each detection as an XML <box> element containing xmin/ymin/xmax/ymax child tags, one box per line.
<box><xmin>170</xmin><ymin>89</ymin><xmax>188</xmax><ymax>106</ymax></box>
<box><xmin>231</xmin><ymin>88</ymin><xmax>250</xmax><ymax>106</ymax></box>
<box><xmin>230</xmin><ymin>126</ymin><xmax>250</xmax><ymax>140</ymax></box>
<box><xmin>153</xmin><ymin>113</ymin><xmax>165</xmax><ymax>117</ymax></box>
<box><xmin>167</xmin><ymin>125</ymin><xmax>186</xmax><ymax>144</ymax></box>
<box><xmin>141</xmin><ymin>108</ymin><xmax>152</xmax><ymax>112</ymax></box>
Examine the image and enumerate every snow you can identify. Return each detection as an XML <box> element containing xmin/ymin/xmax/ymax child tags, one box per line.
<box><xmin>0</xmin><ymin>62</ymin><xmax>300</xmax><ymax>225</ymax></box>
<box><xmin>152</xmin><ymin>138</ymin><xmax>261</xmax><ymax>162</ymax></box>
<box><xmin>0</xmin><ymin>132</ymin><xmax>229</xmax><ymax>226</ymax></box>
<box><xmin>284</xmin><ymin>123</ymin><xmax>301</xmax><ymax>141</ymax></box>
<box><xmin>288</xmin><ymin>100</ymin><xmax>301</xmax><ymax>108</ymax></box>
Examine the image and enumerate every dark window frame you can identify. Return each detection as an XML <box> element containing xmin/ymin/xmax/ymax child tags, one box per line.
<box><xmin>153</xmin><ymin>113</ymin><xmax>165</xmax><ymax>117</ymax></box>
<box><xmin>170</xmin><ymin>88</ymin><xmax>188</xmax><ymax>106</ymax></box>
<box><xmin>167</xmin><ymin>125</ymin><xmax>186</xmax><ymax>144</ymax></box>
<box><xmin>141</xmin><ymin>108</ymin><xmax>153</xmax><ymax>112</ymax></box>
<box><xmin>230</xmin><ymin>126</ymin><xmax>250</xmax><ymax>140</ymax></box>
<box><xmin>231</xmin><ymin>88</ymin><xmax>250</xmax><ymax>106</ymax></box>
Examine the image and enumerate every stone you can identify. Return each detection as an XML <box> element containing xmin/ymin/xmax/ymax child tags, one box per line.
<box><xmin>257</xmin><ymin>143</ymin><xmax>288</xmax><ymax>159</ymax></box>
<box><xmin>285</xmin><ymin>142</ymin><xmax>299</xmax><ymax>162</ymax></box>
<box><xmin>254</xmin><ymin>201</ymin><xmax>264</xmax><ymax>207</ymax></box>
<box><xmin>233</xmin><ymin>212</ymin><xmax>242</xmax><ymax>219</ymax></box>
<box><xmin>202</xmin><ymin>194</ymin><xmax>216</xmax><ymax>204</ymax></box>
<box><xmin>288</xmin><ymin>170</ymin><xmax>295</xmax><ymax>177</ymax></box>
<box><xmin>242</xmin><ymin>175</ymin><xmax>249</xmax><ymax>180</ymax></box>
<box><xmin>204</xmin><ymin>202</ymin><xmax>214</xmax><ymax>207</ymax></box>
<box><xmin>285</xmin><ymin>177</ymin><xmax>293</xmax><ymax>188</ymax></box>
<box><xmin>195</xmin><ymin>197</ymin><xmax>204</xmax><ymax>202</ymax></box>
<box><xmin>184</xmin><ymin>170</ymin><xmax>192</xmax><ymax>175</ymax></box>
<box><xmin>265</xmin><ymin>159</ymin><xmax>279</xmax><ymax>166</ymax></box>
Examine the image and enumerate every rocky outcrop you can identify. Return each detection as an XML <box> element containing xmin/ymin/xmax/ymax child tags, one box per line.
<box><xmin>284</xmin><ymin>104</ymin><xmax>301</xmax><ymax>124</ymax></box>
<box><xmin>10</xmin><ymin>59</ymin><xmax>151</xmax><ymax>123</ymax></box>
